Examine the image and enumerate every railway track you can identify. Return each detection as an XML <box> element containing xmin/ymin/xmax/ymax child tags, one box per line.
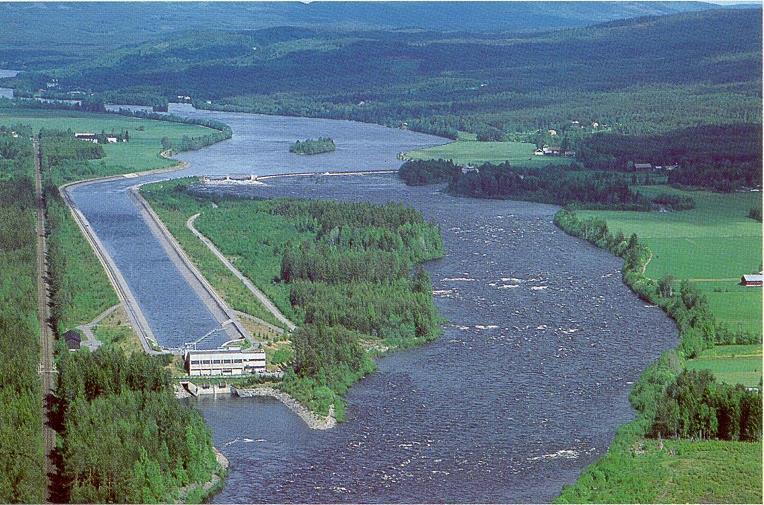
<box><xmin>34</xmin><ymin>138</ymin><xmax>56</xmax><ymax>503</ymax></box>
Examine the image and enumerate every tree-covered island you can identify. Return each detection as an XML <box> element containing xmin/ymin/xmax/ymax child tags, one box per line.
<box><xmin>289</xmin><ymin>137</ymin><xmax>336</xmax><ymax>155</ymax></box>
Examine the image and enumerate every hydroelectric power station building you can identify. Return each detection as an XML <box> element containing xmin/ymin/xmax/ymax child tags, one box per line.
<box><xmin>185</xmin><ymin>348</ymin><xmax>266</xmax><ymax>376</ymax></box>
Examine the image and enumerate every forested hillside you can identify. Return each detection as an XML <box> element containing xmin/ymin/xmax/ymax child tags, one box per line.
<box><xmin>4</xmin><ymin>8</ymin><xmax>760</xmax><ymax>138</ymax></box>
<box><xmin>0</xmin><ymin>1</ymin><xmax>725</xmax><ymax>70</ymax></box>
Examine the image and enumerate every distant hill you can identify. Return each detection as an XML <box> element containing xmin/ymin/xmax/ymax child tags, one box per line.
<box><xmin>5</xmin><ymin>7</ymin><xmax>759</xmax><ymax>139</ymax></box>
<box><xmin>0</xmin><ymin>1</ymin><xmax>752</xmax><ymax>69</ymax></box>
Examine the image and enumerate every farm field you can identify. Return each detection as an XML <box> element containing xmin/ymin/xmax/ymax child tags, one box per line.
<box><xmin>687</xmin><ymin>344</ymin><xmax>762</xmax><ymax>388</ymax></box>
<box><xmin>578</xmin><ymin>186</ymin><xmax>762</xmax><ymax>337</ymax></box>
<box><xmin>404</xmin><ymin>138</ymin><xmax>571</xmax><ymax>167</ymax></box>
<box><xmin>0</xmin><ymin>108</ymin><xmax>210</xmax><ymax>181</ymax></box>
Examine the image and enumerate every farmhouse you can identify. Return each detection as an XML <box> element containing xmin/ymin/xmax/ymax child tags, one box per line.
<box><xmin>184</xmin><ymin>347</ymin><xmax>266</xmax><ymax>376</ymax></box>
<box><xmin>741</xmin><ymin>274</ymin><xmax>763</xmax><ymax>287</ymax></box>
<box><xmin>74</xmin><ymin>133</ymin><xmax>99</xmax><ymax>143</ymax></box>
<box><xmin>534</xmin><ymin>148</ymin><xmax>544</xmax><ymax>156</ymax></box>
<box><xmin>542</xmin><ymin>146</ymin><xmax>562</xmax><ymax>156</ymax></box>
<box><xmin>106</xmin><ymin>136</ymin><xmax>118</xmax><ymax>144</ymax></box>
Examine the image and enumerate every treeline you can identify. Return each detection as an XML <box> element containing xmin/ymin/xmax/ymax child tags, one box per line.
<box><xmin>0</xmin><ymin>96</ymin><xmax>106</xmax><ymax>113</ymax></box>
<box><xmin>398</xmin><ymin>160</ymin><xmax>695</xmax><ymax>211</ymax></box>
<box><xmin>289</xmin><ymin>137</ymin><xmax>335</xmax><ymax>155</ymax></box>
<box><xmin>576</xmin><ymin>124</ymin><xmax>762</xmax><ymax>190</ymax></box>
<box><xmin>268</xmin><ymin>199</ymin><xmax>444</xmax><ymax>417</ymax></box>
<box><xmin>554</xmin><ymin>208</ymin><xmax>761</xmax><ymax>444</ymax></box>
<box><xmin>55</xmin><ymin>349</ymin><xmax>218</xmax><ymax>503</ymax></box>
<box><xmin>448</xmin><ymin>163</ymin><xmax>648</xmax><ymax>209</ymax></box>
<box><xmin>398</xmin><ymin>159</ymin><xmax>460</xmax><ymax>186</ymax></box>
<box><xmin>651</xmin><ymin>370</ymin><xmax>761</xmax><ymax>441</ymax></box>
<box><xmin>0</xmin><ymin>135</ymin><xmax>45</xmax><ymax>503</ymax></box>
<box><xmin>101</xmin><ymin>91</ymin><xmax>169</xmax><ymax>111</ymax></box>
<box><xmin>398</xmin><ymin>159</ymin><xmax>693</xmax><ymax>210</ymax></box>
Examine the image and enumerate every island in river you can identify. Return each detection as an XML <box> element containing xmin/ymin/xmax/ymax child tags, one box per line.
<box><xmin>289</xmin><ymin>136</ymin><xmax>336</xmax><ymax>155</ymax></box>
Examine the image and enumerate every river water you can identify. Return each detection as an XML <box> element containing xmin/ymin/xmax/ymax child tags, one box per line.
<box><xmin>190</xmin><ymin>174</ymin><xmax>677</xmax><ymax>503</ymax></box>
<box><xmin>65</xmin><ymin>104</ymin><xmax>677</xmax><ymax>501</ymax></box>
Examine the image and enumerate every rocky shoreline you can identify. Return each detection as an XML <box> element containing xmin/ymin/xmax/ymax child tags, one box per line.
<box><xmin>235</xmin><ymin>386</ymin><xmax>336</xmax><ymax>430</ymax></box>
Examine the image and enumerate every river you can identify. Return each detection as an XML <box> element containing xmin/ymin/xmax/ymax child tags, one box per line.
<box><xmin>67</xmin><ymin>104</ymin><xmax>676</xmax><ymax>502</ymax></box>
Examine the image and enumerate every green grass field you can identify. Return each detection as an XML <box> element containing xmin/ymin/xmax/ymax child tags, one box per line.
<box><xmin>579</xmin><ymin>186</ymin><xmax>762</xmax><ymax>337</ymax></box>
<box><xmin>558</xmin><ymin>426</ymin><xmax>763</xmax><ymax>503</ymax></box>
<box><xmin>687</xmin><ymin>344</ymin><xmax>762</xmax><ymax>387</ymax></box>
<box><xmin>404</xmin><ymin>138</ymin><xmax>571</xmax><ymax>167</ymax></box>
<box><xmin>0</xmin><ymin>108</ymin><xmax>210</xmax><ymax>182</ymax></box>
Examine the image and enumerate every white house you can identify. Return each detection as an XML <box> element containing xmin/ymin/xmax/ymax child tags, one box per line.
<box><xmin>185</xmin><ymin>348</ymin><xmax>266</xmax><ymax>376</ymax></box>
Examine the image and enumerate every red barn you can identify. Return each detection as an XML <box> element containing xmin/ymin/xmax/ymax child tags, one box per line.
<box><xmin>741</xmin><ymin>274</ymin><xmax>763</xmax><ymax>287</ymax></box>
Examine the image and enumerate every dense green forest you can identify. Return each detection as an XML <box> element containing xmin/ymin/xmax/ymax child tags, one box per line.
<box><xmin>398</xmin><ymin>159</ymin><xmax>695</xmax><ymax>210</ymax></box>
<box><xmin>0</xmin><ymin>131</ymin><xmax>45</xmax><ymax>503</ymax></box>
<box><xmin>54</xmin><ymin>349</ymin><xmax>218</xmax><ymax>503</ymax></box>
<box><xmin>207</xmin><ymin>197</ymin><xmax>444</xmax><ymax>418</ymax></box>
<box><xmin>0</xmin><ymin>0</ymin><xmax>720</xmax><ymax>68</ymax></box>
<box><xmin>651</xmin><ymin>369</ymin><xmax>761</xmax><ymax>441</ymax></box>
<box><xmin>577</xmin><ymin>124</ymin><xmax>762</xmax><ymax>190</ymax></box>
<box><xmin>3</xmin><ymin>9</ymin><xmax>760</xmax><ymax>139</ymax></box>
<box><xmin>289</xmin><ymin>137</ymin><xmax>335</xmax><ymax>155</ymax></box>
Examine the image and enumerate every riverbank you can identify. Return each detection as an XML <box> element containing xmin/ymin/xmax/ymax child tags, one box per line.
<box><xmin>553</xmin><ymin>208</ymin><xmax>762</xmax><ymax>503</ymax></box>
<box><xmin>177</xmin><ymin>448</ymin><xmax>229</xmax><ymax>504</ymax></box>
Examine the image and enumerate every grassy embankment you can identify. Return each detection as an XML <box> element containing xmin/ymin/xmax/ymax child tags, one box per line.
<box><xmin>0</xmin><ymin>108</ymin><xmax>222</xmax><ymax>348</ymax></box>
<box><xmin>554</xmin><ymin>188</ymin><xmax>762</xmax><ymax>502</ymax></box>
<box><xmin>577</xmin><ymin>186</ymin><xmax>762</xmax><ymax>383</ymax></box>
<box><xmin>138</xmin><ymin>182</ymin><xmax>289</xmax><ymax>332</ymax></box>
<box><xmin>404</xmin><ymin>135</ymin><xmax>571</xmax><ymax>168</ymax></box>
<box><xmin>142</xmin><ymin>178</ymin><xmax>444</xmax><ymax>419</ymax></box>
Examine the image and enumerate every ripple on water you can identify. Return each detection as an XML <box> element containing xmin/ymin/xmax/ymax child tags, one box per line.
<box><xmin>186</xmin><ymin>174</ymin><xmax>679</xmax><ymax>503</ymax></box>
